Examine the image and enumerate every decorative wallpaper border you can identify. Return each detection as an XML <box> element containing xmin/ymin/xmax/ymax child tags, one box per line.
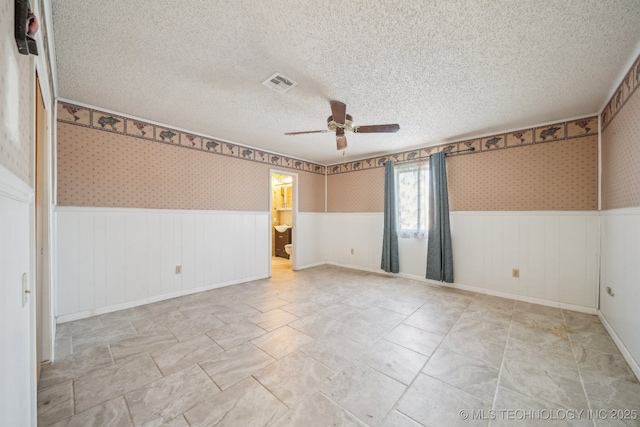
<box><xmin>57</xmin><ymin>102</ymin><xmax>326</xmax><ymax>175</ymax></box>
<box><xmin>602</xmin><ymin>52</ymin><xmax>640</xmax><ymax>131</ymax></box>
<box><xmin>326</xmin><ymin>117</ymin><xmax>598</xmax><ymax>175</ymax></box>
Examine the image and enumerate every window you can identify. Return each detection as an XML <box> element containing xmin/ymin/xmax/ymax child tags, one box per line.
<box><xmin>396</xmin><ymin>162</ymin><xmax>429</xmax><ymax>238</ymax></box>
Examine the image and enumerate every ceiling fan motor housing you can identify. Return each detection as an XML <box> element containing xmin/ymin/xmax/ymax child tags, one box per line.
<box><xmin>327</xmin><ymin>114</ymin><xmax>354</xmax><ymax>132</ymax></box>
<box><xmin>284</xmin><ymin>101</ymin><xmax>399</xmax><ymax>151</ymax></box>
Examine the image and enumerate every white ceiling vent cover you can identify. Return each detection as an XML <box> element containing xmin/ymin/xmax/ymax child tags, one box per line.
<box><xmin>262</xmin><ymin>73</ymin><xmax>298</xmax><ymax>93</ymax></box>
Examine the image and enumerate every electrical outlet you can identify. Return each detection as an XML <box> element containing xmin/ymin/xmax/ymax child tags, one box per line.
<box><xmin>512</xmin><ymin>268</ymin><xmax>519</xmax><ymax>278</ymax></box>
<box><xmin>350</xmin><ymin>248</ymin><xmax>354</xmax><ymax>255</ymax></box>
<box><xmin>175</xmin><ymin>265</ymin><xmax>182</xmax><ymax>274</ymax></box>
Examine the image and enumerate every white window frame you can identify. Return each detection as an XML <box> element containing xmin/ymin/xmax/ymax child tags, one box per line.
<box><xmin>395</xmin><ymin>162</ymin><xmax>429</xmax><ymax>239</ymax></box>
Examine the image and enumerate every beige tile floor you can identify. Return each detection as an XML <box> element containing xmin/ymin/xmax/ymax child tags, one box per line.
<box><xmin>38</xmin><ymin>263</ymin><xmax>640</xmax><ymax>427</ymax></box>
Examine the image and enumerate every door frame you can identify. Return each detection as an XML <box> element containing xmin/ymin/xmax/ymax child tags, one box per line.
<box><xmin>32</xmin><ymin>67</ymin><xmax>55</xmax><ymax>367</ymax></box>
<box><xmin>35</xmin><ymin>74</ymin><xmax>45</xmax><ymax>380</ymax></box>
<box><xmin>269</xmin><ymin>169</ymin><xmax>298</xmax><ymax>275</ymax></box>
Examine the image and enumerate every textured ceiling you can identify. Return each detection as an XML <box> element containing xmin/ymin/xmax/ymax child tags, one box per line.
<box><xmin>52</xmin><ymin>0</ymin><xmax>640</xmax><ymax>164</ymax></box>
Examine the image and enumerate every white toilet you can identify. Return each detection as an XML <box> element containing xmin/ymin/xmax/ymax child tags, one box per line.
<box><xmin>284</xmin><ymin>244</ymin><xmax>292</xmax><ymax>256</ymax></box>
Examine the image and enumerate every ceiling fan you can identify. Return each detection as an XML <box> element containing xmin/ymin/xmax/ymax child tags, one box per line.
<box><xmin>285</xmin><ymin>101</ymin><xmax>400</xmax><ymax>150</ymax></box>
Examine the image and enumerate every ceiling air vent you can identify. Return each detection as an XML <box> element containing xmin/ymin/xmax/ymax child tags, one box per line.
<box><xmin>262</xmin><ymin>72</ymin><xmax>298</xmax><ymax>94</ymax></box>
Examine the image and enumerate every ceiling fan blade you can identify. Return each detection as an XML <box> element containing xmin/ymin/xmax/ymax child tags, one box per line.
<box><xmin>353</xmin><ymin>124</ymin><xmax>400</xmax><ymax>133</ymax></box>
<box><xmin>284</xmin><ymin>130</ymin><xmax>329</xmax><ymax>135</ymax></box>
<box><xmin>330</xmin><ymin>100</ymin><xmax>347</xmax><ymax>125</ymax></box>
<box><xmin>336</xmin><ymin>128</ymin><xmax>347</xmax><ymax>150</ymax></box>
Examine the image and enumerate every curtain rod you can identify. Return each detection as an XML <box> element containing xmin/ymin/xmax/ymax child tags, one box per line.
<box><xmin>430</xmin><ymin>147</ymin><xmax>476</xmax><ymax>157</ymax></box>
<box><xmin>394</xmin><ymin>146</ymin><xmax>476</xmax><ymax>165</ymax></box>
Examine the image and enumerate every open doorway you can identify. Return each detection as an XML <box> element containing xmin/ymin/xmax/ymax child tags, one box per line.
<box><xmin>269</xmin><ymin>170</ymin><xmax>298</xmax><ymax>275</ymax></box>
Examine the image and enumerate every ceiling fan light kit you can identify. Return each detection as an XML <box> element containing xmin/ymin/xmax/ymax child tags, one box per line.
<box><xmin>285</xmin><ymin>100</ymin><xmax>400</xmax><ymax>150</ymax></box>
<box><xmin>336</xmin><ymin>129</ymin><xmax>348</xmax><ymax>150</ymax></box>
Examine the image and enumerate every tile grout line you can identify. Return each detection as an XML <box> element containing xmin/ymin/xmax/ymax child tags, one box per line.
<box><xmin>122</xmin><ymin>393</ymin><xmax>136</xmax><ymax>426</ymax></box>
<box><xmin>498</xmin><ymin>307</ymin><xmax>598</xmax><ymax>424</ymax></box>
<box><xmin>148</xmin><ymin>352</ymin><xmax>165</xmax><ymax>378</ymax></box>
<box><xmin>250</xmin><ymin>373</ymin><xmax>291</xmax><ymax>413</ymax></box>
<box><xmin>72</xmin><ymin>379</ymin><xmax>77</xmax><ymax>416</ymax></box>
<box><xmin>388</xmin><ymin>293</ymin><xmax>515</xmax><ymax>424</ymax></box>
<box><xmin>107</xmin><ymin>343</ymin><xmax>115</xmax><ymax>365</ymax></box>
<box><xmin>488</xmin><ymin>299</ymin><xmax>515</xmax><ymax>423</ymax></box>
<box><xmin>562</xmin><ymin>308</ymin><xmax>597</xmax><ymax>427</ymax></box>
<box><xmin>314</xmin><ymin>384</ymin><xmax>373</xmax><ymax>427</ymax></box>
<box><xmin>379</xmin><ymin>294</ymin><xmax>481</xmax><ymax>425</ymax></box>
<box><xmin>42</xmin><ymin>266</ymin><xmax>631</xmax><ymax>426</ymax></box>
<box><xmin>197</xmin><ymin>361</ymin><xmax>223</xmax><ymax>392</ymax></box>
<box><xmin>315</xmin><ymin>359</ymin><xmax>393</xmax><ymax>426</ymax></box>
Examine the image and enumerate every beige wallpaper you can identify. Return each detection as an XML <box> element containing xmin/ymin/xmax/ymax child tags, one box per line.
<box><xmin>327</xmin><ymin>118</ymin><xmax>599</xmax><ymax>212</ymax></box>
<box><xmin>57</xmin><ymin>123</ymin><xmax>324</xmax><ymax>211</ymax></box>
<box><xmin>298</xmin><ymin>172</ymin><xmax>325</xmax><ymax>212</ymax></box>
<box><xmin>601</xmin><ymin>53</ymin><xmax>640</xmax><ymax>210</ymax></box>
<box><xmin>58</xmin><ymin>99</ymin><xmax>603</xmax><ymax>213</ymax></box>
<box><xmin>328</xmin><ymin>168</ymin><xmax>384</xmax><ymax>212</ymax></box>
<box><xmin>0</xmin><ymin>4</ymin><xmax>33</xmax><ymax>185</ymax></box>
<box><xmin>448</xmin><ymin>136</ymin><xmax>598</xmax><ymax>211</ymax></box>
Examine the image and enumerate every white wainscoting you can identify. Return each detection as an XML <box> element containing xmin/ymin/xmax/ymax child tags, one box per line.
<box><xmin>55</xmin><ymin>207</ymin><xmax>270</xmax><ymax>322</ymax></box>
<box><xmin>323</xmin><ymin>211</ymin><xmax>600</xmax><ymax>310</ymax></box>
<box><xmin>451</xmin><ymin>211</ymin><xmax>600</xmax><ymax>309</ymax></box>
<box><xmin>323</xmin><ymin>213</ymin><xmax>385</xmax><ymax>272</ymax></box>
<box><xmin>0</xmin><ymin>166</ymin><xmax>35</xmax><ymax>427</ymax></box>
<box><xmin>599</xmin><ymin>207</ymin><xmax>640</xmax><ymax>378</ymax></box>
<box><xmin>56</xmin><ymin>208</ymin><xmax>603</xmax><ymax>322</ymax></box>
<box><xmin>295</xmin><ymin>213</ymin><xmax>326</xmax><ymax>269</ymax></box>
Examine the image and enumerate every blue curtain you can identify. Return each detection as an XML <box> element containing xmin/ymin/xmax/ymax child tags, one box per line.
<box><xmin>381</xmin><ymin>160</ymin><xmax>399</xmax><ymax>273</ymax></box>
<box><xmin>426</xmin><ymin>152</ymin><xmax>453</xmax><ymax>282</ymax></box>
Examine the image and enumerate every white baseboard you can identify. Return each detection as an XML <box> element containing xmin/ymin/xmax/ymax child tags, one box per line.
<box><xmin>326</xmin><ymin>261</ymin><xmax>387</xmax><ymax>275</ymax></box>
<box><xmin>398</xmin><ymin>272</ymin><xmax>597</xmax><ymax>314</ymax></box>
<box><xmin>56</xmin><ymin>274</ymin><xmax>269</xmax><ymax>324</ymax></box>
<box><xmin>598</xmin><ymin>312</ymin><xmax>640</xmax><ymax>382</ymax></box>
<box><xmin>294</xmin><ymin>261</ymin><xmax>326</xmax><ymax>270</ymax></box>
<box><xmin>56</xmin><ymin>257</ymin><xmax>597</xmax><ymax>319</ymax></box>
<box><xmin>325</xmin><ymin>262</ymin><xmax>597</xmax><ymax>314</ymax></box>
